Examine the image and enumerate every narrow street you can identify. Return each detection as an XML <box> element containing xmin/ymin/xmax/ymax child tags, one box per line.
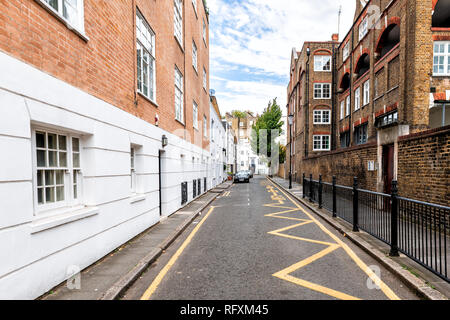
<box><xmin>122</xmin><ymin>176</ymin><xmax>419</xmax><ymax>300</ymax></box>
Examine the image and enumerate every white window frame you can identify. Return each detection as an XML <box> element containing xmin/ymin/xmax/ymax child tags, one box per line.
<box><xmin>38</xmin><ymin>0</ymin><xmax>85</xmax><ymax>33</ymax></box>
<box><xmin>355</xmin><ymin>87</ymin><xmax>361</xmax><ymax>111</ymax></box>
<box><xmin>203</xmin><ymin>19</ymin><xmax>207</xmax><ymax>45</ymax></box>
<box><xmin>433</xmin><ymin>42</ymin><xmax>450</xmax><ymax>76</ymax></box>
<box><xmin>192</xmin><ymin>40</ymin><xmax>198</xmax><ymax>72</ymax></box>
<box><xmin>175</xmin><ymin>66</ymin><xmax>184</xmax><ymax>123</ymax></box>
<box><xmin>359</xmin><ymin>16</ymin><xmax>368</xmax><ymax>41</ymax></box>
<box><xmin>130</xmin><ymin>146</ymin><xmax>136</xmax><ymax>193</ymax></box>
<box><xmin>174</xmin><ymin>0</ymin><xmax>183</xmax><ymax>46</ymax></box>
<box><xmin>136</xmin><ymin>11</ymin><xmax>156</xmax><ymax>102</ymax></box>
<box><xmin>313</xmin><ymin>110</ymin><xmax>331</xmax><ymax>124</ymax></box>
<box><xmin>192</xmin><ymin>0</ymin><xmax>197</xmax><ymax>14</ymax></box>
<box><xmin>193</xmin><ymin>101</ymin><xmax>199</xmax><ymax>129</ymax></box>
<box><xmin>32</xmin><ymin>128</ymin><xmax>82</xmax><ymax>214</ymax></box>
<box><xmin>363</xmin><ymin>80</ymin><xmax>370</xmax><ymax>106</ymax></box>
<box><xmin>343</xmin><ymin>42</ymin><xmax>350</xmax><ymax>61</ymax></box>
<box><xmin>313</xmin><ymin>83</ymin><xmax>331</xmax><ymax>99</ymax></box>
<box><xmin>313</xmin><ymin>135</ymin><xmax>331</xmax><ymax>151</ymax></box>
<box><xmin>346</xmin><ymin>95</ymin><xmax>351</xmax><ymax>116</ymax></box>
<box><xmin>340</xmin><ymin>101</ymin><xmax>345</xmax><ymax>120</ymax></box>
<box><xmin>314</xmin><ymin>56</ymin><xmax>332</xmax><ymax>72</ymax></box>
<box><xmin>203</xmin><ymin>67</ymin><xmax>207</xmax><ymax>90</ymax></box>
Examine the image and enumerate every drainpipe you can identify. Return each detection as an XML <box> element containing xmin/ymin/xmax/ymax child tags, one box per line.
<box><xmin>305</xmin><ymin>47</ymin><xmax>311</xmax><ymax>158</ymax></box>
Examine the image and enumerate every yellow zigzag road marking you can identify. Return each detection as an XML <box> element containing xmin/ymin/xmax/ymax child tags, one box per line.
<box><xmin>265</xmin><ymin>179</ymin><xmax>400</xmax><ymax>301</ymax></box>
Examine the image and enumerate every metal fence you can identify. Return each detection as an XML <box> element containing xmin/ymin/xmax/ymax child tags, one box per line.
<box><xmin>303</xmin><ymin>173</ymin><xmax>449</xmax><ymax>283</ymax></box>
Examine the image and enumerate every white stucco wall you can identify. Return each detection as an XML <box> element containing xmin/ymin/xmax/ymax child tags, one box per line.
<box><xmin>0</xmin><ymin>51</ymin><xmax>219</xmax><ymax>299</ymax></box>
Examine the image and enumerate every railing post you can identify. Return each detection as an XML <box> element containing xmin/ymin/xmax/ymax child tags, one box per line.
<box><xmin>302</xmin><ymin>173</ymin><xmax>306</xmax><ymax>198</ymax></box>
<box><xmin>332</xmin><ymin>176</ymin><xmax>337</xmax><ymax>218</ymax></box>
<box><xmin>352</xmin><ymin>177</ymin><xmax>359</xmax><ymax>232</ymax></box>
<box><xmin>389</xmin><ymin>180</ymin><xmax>399</xmax><ymax>257</ymax></box>
<box><xmin>309</xmin><ymin>174</ymin><xmax>313</xmax><ymax>202</ymax></box>
<box><xmin>318</xmin><ymin>175</ymin><xmax>323</xmax><ymax>209</ymax></box>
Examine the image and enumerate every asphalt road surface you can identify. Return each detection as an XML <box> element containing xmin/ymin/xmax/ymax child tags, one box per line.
<box><xmin>123</xmin><ymin>176</ymin><xmax>420</xmax><ymax>300</ymax></box>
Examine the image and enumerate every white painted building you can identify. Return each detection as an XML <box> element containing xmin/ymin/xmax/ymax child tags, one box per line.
<box><xmin>209</xmin><ymin>95</ymin><xmax>226</xmax><ymax>187</ymax></box>
<box><xmin>0</xmin><ymin>52</ymin><xmax>223</xmax><ymax>299</ymax></box>
<box><xmin>222</xmin><ymin>120</ymin><xmax>237</xmax><ymax>174</ymax></box>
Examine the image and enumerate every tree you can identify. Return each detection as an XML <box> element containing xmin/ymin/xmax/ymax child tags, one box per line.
<box><xmin>231</xmin><ymin>110</ymin><xmax>247</xmax><ymax>120</ymax></box>
<box><xmin>250</xmin><ymin>98</ymin><xmax>284</xmax><ymax>175</ymax></box>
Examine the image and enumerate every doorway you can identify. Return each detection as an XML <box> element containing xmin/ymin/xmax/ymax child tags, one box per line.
<box><xmin>382</xmin><ymin>144</ymin><xmax>394</xmax><ymax>194</ymax></box>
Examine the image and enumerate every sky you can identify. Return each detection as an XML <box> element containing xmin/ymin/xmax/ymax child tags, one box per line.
<box><xmin>208</xmin><ymin>0</ymin><xmax>357</xmax><ymax>118</ymax></box>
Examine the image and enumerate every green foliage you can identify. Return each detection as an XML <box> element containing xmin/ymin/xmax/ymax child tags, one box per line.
<box><xmin>232</xmin><ymin>110</ymin><xmax>247</xmax><ymax>119</ymax></box>
<box><xmin>250</xmin><ymin>98</ymin><xmax>284</xmax><ymax>161</ymax></box>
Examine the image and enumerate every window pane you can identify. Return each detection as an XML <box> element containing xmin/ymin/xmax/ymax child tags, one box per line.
<box><xmin>36</xmin><ymin>132</ymin><xmax>45</xmax><ymax>148</ymax></box>
<box><xmin>48</xmin><ymin>133</ymin><xmax>57</xmax><ymax>149</ymax></box>
<box><xmin>48</xmin><ymin>151</ymin><xmax>57</xmax><ymax>167</ymax></box>
<box><xmin>74</xmin><ymin>184</ymin><xmax>78</xmax><ymax>199</ymax></box>
<box><xmin>56</xmin><ymin>170</ymin><xmax>64</xmax><ymax>185</ymax></box>
<box><xmin>37</xmin><ymin>150</ymin><xmax>46</xmax><ymax>167</ymax></box>
<box><xmin>59</xmin><ymin>152</ymin><xmax>67</xmax><ymax>167</ymax></box>
<box><xmin>59</xmin><ymin>135</ymin><xmax>67</xmax><ymax>150</ymax></box>
<box><xmin>56</xmin><ymin>186</ymin><xmax>65</xmax><ymax>201</ymax></box>
<box><xmin>44</xmin><ymin>0</ymin><xmax>58</xmax><ymax>10</ymax></box>
<box><xmin>72</xmin><ymin>137</ymin><xmax>80</xmax><ymax>152</ymax></box>
<box><xmin>45</xmin><ymin>170</ymin><xmax>55</xmax><ymax>186</ymax></box>
<box><xmin>45</xmin><ymin>187</ymin><xmax>55</xmax><ymax>203</ymax></box>
<box><xmin>73</xmin><ymin>153</ymin><xmax>80</xmax><ymax>168</ymax></box>
<box><xmin>37</xmin><ymin>170</ymin><xmax>44</xmax><ymax>187</ymax></box>
<box><xmin>37</xmin><ymin>188</ymin><xmax>44</xmax><ymax>204</ymax></box>
<box><xmin>63</xmin><ymin>0</ymin><xmax>78</xmax><ymax>25</ymax></box>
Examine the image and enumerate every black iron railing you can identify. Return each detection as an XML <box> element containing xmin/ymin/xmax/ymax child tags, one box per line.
<box><xmin>303</xmin><ymin>174</ymin><xmax>449</xmax><ymax>283</ymax></box>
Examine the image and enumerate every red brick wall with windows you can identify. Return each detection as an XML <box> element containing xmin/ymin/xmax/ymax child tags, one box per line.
<box><xmin>0</xmin><ymin>0</ymin><xmax>210</xmax><ymax>149</ymax></box>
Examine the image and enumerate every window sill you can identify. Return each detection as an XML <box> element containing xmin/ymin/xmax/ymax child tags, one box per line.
<box><xmin>138</xmin><ymin>91</ymin><xmax>159</xmax><ymax>108</ymax></box>
<box><xmin>30</xmin><ymin>206</ymin><xmax>99</xmax><ymax>234</ymax></box>
<box><xmin>174</xmin><ymin>36</ymin><xmax>184</xmax><ymax>52</ymax></box>
<box><xmin>175</xmin><ymin>118</ymin><xmax>185</xmax><ymax>126</ymax></box>
<box><xmin>130</xmin><ymin>194</ymin><xmax>146</xmax><ymax>204</ymax></box>
<box><xmin>35</xmin><ymin>0</ymin><xmax>89</xmax><ymax>42</ymax></box>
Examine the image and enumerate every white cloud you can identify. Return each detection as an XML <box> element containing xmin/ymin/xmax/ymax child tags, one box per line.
<box><xmin>209</xmin><ymin>0</ymin><xmax>356</xmax><ymax>118</ymax></box>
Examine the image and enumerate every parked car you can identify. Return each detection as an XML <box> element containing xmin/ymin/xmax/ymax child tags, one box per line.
<box><xmin>247</xmin><ymin>170</ymin><xmax>254</xmax><ymax>178</ymax></box>
<box><xmin>234</xmin><ymin>171</ymin><xmax>250</xmax><ymax>183</ymax></box>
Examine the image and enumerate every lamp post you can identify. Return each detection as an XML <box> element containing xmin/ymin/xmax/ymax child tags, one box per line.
<box><xmin>288</xmin><ymin>114</ymin><xmax>294</xmax><ymax>189</ymax></box>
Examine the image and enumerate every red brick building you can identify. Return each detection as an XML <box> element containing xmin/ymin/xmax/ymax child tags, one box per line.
<box><xmin>286</xmin><ymin>0</ymin><xmax>449</xmax><ymax>205</ymax></box>
<box><xmin>0</xmin><ymin>0</ymin><xmax>216</xmax><ymax>299</ymax></box>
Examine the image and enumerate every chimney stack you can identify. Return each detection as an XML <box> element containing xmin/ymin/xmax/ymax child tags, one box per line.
<box><xmin>332</xmin><ymin>33</ymin><xmax>339</xmax><ymax>41</ymax></box>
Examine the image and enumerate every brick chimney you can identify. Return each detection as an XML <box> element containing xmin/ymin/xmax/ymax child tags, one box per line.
<box><xmin>332</xmin><ymin>33</ymin><xmax>339</xmax><ymax>41</ymax></box>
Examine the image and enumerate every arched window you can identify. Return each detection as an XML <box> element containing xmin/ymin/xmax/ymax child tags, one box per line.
<box><xmin>339</xmin><ymin>73</ymin><xmax>350</xmax><ymax>92</ymax></box>
<box><xmin>355</xmin><ymin>54</ymin><xmax>370</xmax><ymax>78</ymax></box>
<box><xmin>375</xmin><ymin>24</ymin><xmax>400</xmax><ymax>60</ymax></box>
<box><xmin>433</xmin><ymin>0</ymin><xmax>450</xmax><ymax>28</ymax></box>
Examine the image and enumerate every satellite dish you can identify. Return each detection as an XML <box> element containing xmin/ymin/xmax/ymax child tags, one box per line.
<box><xmin>210</xmin><ymin>89</ymin><xmax>216</xmax><ymax>96</ymax></box>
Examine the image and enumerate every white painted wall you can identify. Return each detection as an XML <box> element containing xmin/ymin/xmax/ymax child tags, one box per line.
<box><xmin>0</xmin><ymin>51</ymin><xmax>218</xmax><ymax>299</ymax></box>
<box><xmin>209</xmin><ymin>100</ymin><xmax>226</xmax><ymax>187</ymax></box>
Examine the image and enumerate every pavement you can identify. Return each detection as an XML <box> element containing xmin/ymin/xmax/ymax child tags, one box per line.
<box><xmin>41</xmin><ymin>180</ymin><xmax>232</xmax><ymax>300</ymax></box>
<box><xmin>270</xmin><ymin>176</ymin><xmax>449</xmax><ymax>300</ymax></box>
<box><xmin>122</xmin><ymin>176</ymin><xmax>424</xmax><ymax>300</ymax></box>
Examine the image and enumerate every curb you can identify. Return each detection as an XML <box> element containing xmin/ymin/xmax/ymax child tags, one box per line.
<box><xmin>267</xmin><ymin>177</ymin><xmax>448</xmax><ymax>301</ymax></box>
<box><xmin>100</xmin><ymin>187</ymin><xmax>227</xmax><ymax>300</ymax></box>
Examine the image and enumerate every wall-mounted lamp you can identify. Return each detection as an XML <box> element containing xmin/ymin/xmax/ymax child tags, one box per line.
<box><xmin>162</xmin><ymin>135</ymin><xmax>168</xmax><ymax>148</ymax></box>
<box><xmin>306</xmin><ymin>47</ymin><xmax>310</xmax><ymax>56</ymax></box>
<box><xmin>288</xmin><ymin>114</ymin><xmax>294</xmax><ymax>126</ymax></box>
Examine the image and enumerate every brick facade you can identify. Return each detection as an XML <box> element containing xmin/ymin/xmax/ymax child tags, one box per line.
<box><xmin>0</xmin><ymin>0</ymin><xmax>210</xmax><ymax>149</ymax></box>
<box><xmin>286</xmin><ymin>0</ymin><xmax>450</xmax><ymax>206</ymax></box>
